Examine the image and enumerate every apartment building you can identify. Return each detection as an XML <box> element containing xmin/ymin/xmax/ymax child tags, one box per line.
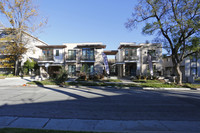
<box><xmin>115</xmin><ymin>43</ymin><xmax>163</xmax><ymax>77</ymax></box>
<box><xmin>163</xmin><ymin>54</ymin><xmax>200</xmax><ymax>82</ymax></box>
<box><xmin>36</xmin><ymin>43</ymin><xmax>106</xmax><ymax>78</ymax></box>
<box><xmin>36</xmin><ymin>45</ymin><xmax>66</xmax><ymax>78</ymax></box>
<box><xmin>0</xmin><ymin>29</ymin><xmax>48</xmax><ymax>74</ymax></box>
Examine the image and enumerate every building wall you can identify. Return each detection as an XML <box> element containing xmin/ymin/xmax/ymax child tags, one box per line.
<box><xmin>53</xmin><ymin>48</ymin><xmax>64</xmax><ymax>63</ymax></box>
<box><xmin>63</xmin><ymin>43</ymin><xmax>105</xmax><ymax>75</ymax></box>
<box><xmin>21</xmin><ymin>33</ymin><xmax>47</xmax><ymax>65</ymax></box>
<box><xmin>140</xmin><ymin>43</ymin><xmax>163</xmax><ymax>76</ymax></box>
<box><xmin>94</xmin><ymin>48</ymin><xmax>104</xmax><ymax>74</ymax></box>
<box><xmin>0</xmin><ymin>31</ymin><xmax>47</xmax><ymax>73</ymax></box>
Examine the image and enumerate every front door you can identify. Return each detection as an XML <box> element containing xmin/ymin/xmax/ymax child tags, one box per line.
<box><xmin>125</xmin><ymin>63</ymin><xmax>137</xmax><ymax>76</ymax></box>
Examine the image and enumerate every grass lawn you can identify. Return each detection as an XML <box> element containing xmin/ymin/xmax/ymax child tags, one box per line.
<box><xmin>132</xmin><ymin>79</ymin><xmax>164</xmax><ymax>83</ymax></box>
<box><xmin>183</xmin><ymin>83</ymin><xmax>200</xmax><ymax>88</ymax></box>
<box><xmin>0</xmin><ymin>74</ymin><xmax>18</xmax><ymax>79</ymax></box>
<box><xmin>0</xmin><ymin>128</ymin><xmax>98</xmax><ymax>133</ymax></box>
<box><xmin>27</xmin><ymin>78</ymin><xmax>200</xmax><ymax>89</ymax></box>
<box><xmin>76</xmin><ymin>79</ymin><xmax>122</xmax><ymax>83</ymax></box>
<box><xmin>0</xmin><ymin>74</ymin><xmax>30</xmax><ymax>79</ymax></box>
<box><xmin>27</xmin><ymin>80</ymin><xmax>59</xmax><ymax>85</ymax></box>
<box><xmin>103</xmin><ymin>79</ymin><xmax>122</xmax><ymax>82</ymax></box>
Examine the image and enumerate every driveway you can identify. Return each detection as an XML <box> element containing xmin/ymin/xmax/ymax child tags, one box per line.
<box><xmin>0</xmin><ymin>85</ymin><xmax>200</xmax><ymax>121</ymax></box>
<box><xmin>0</xmin><ymin>77</ymin><xmax>33</xmax><ymax>86</ymax></box>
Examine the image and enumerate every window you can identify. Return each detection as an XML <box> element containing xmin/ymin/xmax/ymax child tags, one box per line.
<box><xmin>81</xmin><ymin>63</ymin><xmax>94</xmax><ymax>74</ymax></box>
<box><xmin>125</xmin><ymin>48</ymin><xmax>137</xmax><ymax>60</ymax></box>
<box><xmin>68</xmin><ymin>50</ymin><xmax>76</xmax><ymax>60</ymax></box>
<box><xmin>68</xmin><ymin>65</ymin><xmax>76</xmax><ymax>75</ymax></box>
<box><xmin>148</xmin><ymin>50</ymin><xmax>156</xmax><ymax>56</ymax></box>
<box><xmin>191</xmin><ymin>67</ymin><xmax>197</xmax><ymax>75</ymax></box>
<box><xmin>42</xmin><ymin>48</ymin><xmax>53</xmax><ymax>57</ymax></box>
<box><xmin>191</xmin><ymin>55</ymin><xmax>197</xmax><ymax>62</ymax></box>
<box><xmin>82</xmin><ymin>48</ymin><xmax>94</xmax><ymax>60</ymax></box>
<box><xmin>56</xmin><ymin>50</ymin><xmax>59</xmax><ymax>56</ymax></box>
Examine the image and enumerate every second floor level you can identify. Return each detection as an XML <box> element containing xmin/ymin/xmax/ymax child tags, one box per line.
<box><xmin>115</xmin><ymin>43</ymin><xmax>162</xmax><ymax>64</ymax></box>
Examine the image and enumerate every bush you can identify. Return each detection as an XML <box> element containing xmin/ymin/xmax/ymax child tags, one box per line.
<box><xmin>79</xmin><ymin>72</ymin><xmax>87</xmax><ymax>81</ymax></box>
<box><xmin>100</xmin><ymin>74</ymin><xmax>104</xmax><ymax>79</ymax></box>
<box><xmin>55</xmin><ymin>67</ymin><xmax>68</xmax><ymax>84</ymax></box>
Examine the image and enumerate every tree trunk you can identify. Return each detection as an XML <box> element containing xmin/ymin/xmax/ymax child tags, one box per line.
<box><xmin>175</xmin><ymin>63</ymin><xmax>182</xmax><ymax>85</ymax></box>
<box><xmin>14</xmin><ymin>60</ymin><xmax>19</xmax><ymax>76</ymax></box>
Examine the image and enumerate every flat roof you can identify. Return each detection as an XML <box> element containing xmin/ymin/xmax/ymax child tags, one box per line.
<box><xmin>36</xmin><ymin>45</ymin><xmax>66</xmax><ymax>48</ymax></box>
<box><xmin>104</xmin><ymin>50</ymin><xmax>118</xmax><ymax>55</ymax></box>
<box><xmin>77</xmin><ymin>44</ymin><xmax>106</xmax><ymax>49</ymax></box>
<box><xmin>118</xmin><ymin>45</ymin><xmax>141</xmax><ymax>49</ymax></box>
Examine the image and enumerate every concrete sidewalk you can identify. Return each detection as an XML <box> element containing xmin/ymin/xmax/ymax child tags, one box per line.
<box><xmin>0</xmin><ymin>116</ymin><xmax>200</xmax><ymax>132</ymax></box>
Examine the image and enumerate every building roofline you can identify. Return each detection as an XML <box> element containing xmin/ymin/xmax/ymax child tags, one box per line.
<box><xmin>36</xmin><ymin>45</ymin><xmax>66</xmax><ymax>49</ymax></box>
<box><xmin>22</xmin><ymin>31</ymin><xmax>48</xmax><ymax>46</ymax></box>
<box><xmin>63</xmin><ymin>42</ymin><xmax>103</xmax><ymax>45</ymax></box>
<box><xmin>118</xmin><ymin>45</ymin><xmax>141</xmax><ymax>49</ymax></box>
<box><xmin>103</xmin><ymin>50</ymin><xmax>118</xmax><ymax>55</ymax></box>
<box><xmin>77</xmin><ymin>44</ymin><xmax>106</xmax><ymax>49</ymax></box>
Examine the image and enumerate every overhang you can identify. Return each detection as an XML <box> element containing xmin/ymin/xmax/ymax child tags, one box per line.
<box><xmin>103</xmin><ymin>50</ymin><xmax>118</xmax><ymax>55</ymax></box>
<box><xmin>77</xmin><ymin>45</ymin><xmax>106</xmax><ymax>49</ymax></box>
<box><xmin>118</xmin><ymin>45</ymin><xmax>141</xmax><ymax>49</ymax></box>
<box><xmin>36</xmin><ymin>45</ymin><xmax>66</xmax><ymax>49</ymax></box>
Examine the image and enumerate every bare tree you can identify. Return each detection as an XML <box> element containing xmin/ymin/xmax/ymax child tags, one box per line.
<box><xmin>126</xmin><ymin>0</ymin><xmax>200</xmax><ymax>84</ymax></box>
<box><xmin>0</xmin><ymin>0</ymin><xmax>47</xmax><ymax>75</ymax></box>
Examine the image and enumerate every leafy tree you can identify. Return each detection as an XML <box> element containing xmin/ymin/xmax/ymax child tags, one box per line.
<box><xmin>0</xmin><ymin>55</ymin><xmax>14</xmax><ymax>69</ymax></box>
<box><xmin>23</xmin><ymin>59</ymin><xmax>37</xmax><ymax>75</ymax></box>
<box><xmin>0</xmin><ymin>0</ymin><xmax>47</xmax><ymax>75</ymax></box>
<box><xmin>126</xmin><ymin>0</ymin><xmax>200</xmax><ymax>84</ymax></box>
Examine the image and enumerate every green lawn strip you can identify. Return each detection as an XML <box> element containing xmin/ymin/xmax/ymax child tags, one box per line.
<box><xmin>76</xmin><ymin>79</ymin><xmax>122</xmax><ymax>83</ymax></box>
<box><xmin>140</xmin><ymin>82</ymin><xmax>181</xmax><ymax>88</ymax></box>
<box><xmin>27</xmin><ymin>79</ymin><xmax>200</xmax><ymax>89</ymax></box>
<box><xmin>0</xmin><ymin>74</ymin><xmax>20</xmax><ymax>78</ymax></box>
<box><xmin>0</xmin><ymin>128</ymin><xmax>100</xmax><ymax>133</ymax></box>
<box><xmin>103</xmin><ymin>79</ymin><xmax>122</xmax><ymax>82</ymax></box>
<box><xmin>27</xmin><ymin>80</ymin><xmax>59</xmax><ymax>85</ymax></box>
<box><xmin>183</xmin><ymin>83</ymin><xmax>200</xmax><ymax>88</ymax></box>
<box><xmin>65</xmin><ymin>81</ymin><xmax>137</xmax><ymax>87</ymax></box>
<box><xmin>0</xmin><ymin>76</ymin><xmax>6</xmax><ymax>79</ymax></box>
<box><xmin>132</xmin><ymin>79</ymin><xmax>163</xmax><ymax>83</ymax></box>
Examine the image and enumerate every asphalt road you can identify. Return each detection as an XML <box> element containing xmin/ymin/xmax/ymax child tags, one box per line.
<box><xmin>0</xmin><ymin>85</ymin><xmax>200</xmax><ymax>121</ymax></box>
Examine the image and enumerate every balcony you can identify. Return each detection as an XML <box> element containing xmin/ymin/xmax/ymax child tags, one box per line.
<box><xmin>66</xmin><ymin>56</ymin><xmax>76</xmax><ymax>62</ymax></box>
<box><xmin>124</xmin><ymin>56</ymin><xmax>139</xmax><ymax>62</ymax></box>
<box><xmin>146</xmin><ymin>56</ymin><xmax>159</xmax><ymax>63</ymax></box>
<box><xmin>80</xmin><ymin>56</ymin><xmax>95</xmax><ymax>62</ymax></box>
<box><xmin>151</xmin><ymin>56</ymin><xmax>159</xmax><ymax>62</ymax></box>
<box><xmin>38</xmin><ymin>56</ymin><xmax>54</xmax><ymax>62</ymax></box>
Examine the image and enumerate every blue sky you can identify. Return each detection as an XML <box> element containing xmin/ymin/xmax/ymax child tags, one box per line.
<box><xmin>37</xmin><ymin>0</ymin><xmax>155</xmax><ymax>50</ymax></box>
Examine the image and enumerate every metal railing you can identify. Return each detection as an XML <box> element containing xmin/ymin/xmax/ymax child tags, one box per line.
<box><xmin>81</xmin><ymin>56</ymin><xmax>95</xmax><ymax>61</ymax></box>
<box><xmin>38</xmin><ymin>56</ymin><xmax>53</xmax><ymax>61</ymax></box>
<box><xmin>66</xmin><ymin>56</ymin><xmax>76</xmax><ymax>60</ymax></box>
<box><xmin>124</xmin><ymin>56</ymin><xmax>139</xmax><ymax>61</ymax></box>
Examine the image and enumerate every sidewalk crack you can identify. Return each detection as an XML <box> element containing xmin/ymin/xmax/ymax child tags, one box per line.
<box><xmin>7</xmin><ymin>117</ymin><xmax>19</xmax><ymax>126</ymax></box>
<box><xmin>42</xmin><ymin>118</ymin><xmax>51</xmax><ymax>128</ymax></box>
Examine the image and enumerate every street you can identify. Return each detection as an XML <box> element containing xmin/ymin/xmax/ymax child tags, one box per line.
<box><xmin>0</xmin><ymin>85</ymin><xmax>200</xmax><ymax>121</ymax></box>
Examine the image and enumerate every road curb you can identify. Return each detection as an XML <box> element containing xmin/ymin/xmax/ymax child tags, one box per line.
<box><xmin>26</xmin><ymin>84</ymin><xmax>200</xmax><ymax>91</ymax></box>
<box><xmin>143</xmin><ymin>87</ymin><xmax>200</xmax><ymax>91</ymax></box>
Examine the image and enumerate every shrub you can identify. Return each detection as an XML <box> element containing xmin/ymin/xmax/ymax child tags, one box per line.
<box><xmin>100</xmin><ymin>74</ymin><xmax>104</xmax><ymax>79</ymax></box>
<box><xmin>55</xmin><ymin>67</ymin><xmax>68</xmax><ymax>84</ymax></box>
<box><xmin>79</xmin><ymin>72</ymin><xmax>87</xmax><ymax>81</ymax></box>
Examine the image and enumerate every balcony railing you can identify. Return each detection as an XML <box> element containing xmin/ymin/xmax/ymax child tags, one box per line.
<box><xmin>124</xmin><ymin>56</ymin><xmax>139</xmax><ymax>61</ymax></box>
<box><xmin>151</xmin><ymin>56</ymin><xmax>158</xmax><ymax>61</ymax></box>
<box><xmin>66</xmin><ymin>56</ymin><xmax>76</xmax><ymax>60</ymax></box>
<box><xmin>38</xmin><ymin>56</ymin><xmax>54</xmax><ymax>61</ymax></box>
<box><xmin>81</xmin><ymin>56</ymin><xmax>95</xmax><ymax>61</ymax></box>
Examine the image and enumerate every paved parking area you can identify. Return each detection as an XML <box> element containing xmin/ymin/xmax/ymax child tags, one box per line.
<box><xmin>0</xmin><ymin>85</ymin><xmax>200</xmax><ymax>121</ymax></box>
